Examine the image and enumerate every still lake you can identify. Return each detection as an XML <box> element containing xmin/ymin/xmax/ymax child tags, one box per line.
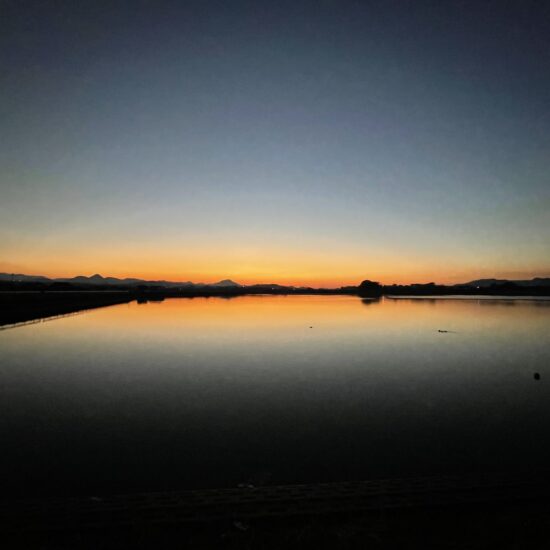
<box><xmin>1</xmin><ymin>295</ymin><xmax>549</xmax><ymax>497</ymax></box>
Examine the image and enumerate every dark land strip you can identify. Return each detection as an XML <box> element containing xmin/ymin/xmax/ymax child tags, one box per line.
<box><xmin>0</xmin><ymin>291</ymin><xmax>134</xmax><ymax>327</ymax></box>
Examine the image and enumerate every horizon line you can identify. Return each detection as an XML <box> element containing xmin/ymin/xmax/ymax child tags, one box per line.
<box><xmin>2</xmin><ymin>270</ymin><xmax>550</xmax><ymax>289</ymax></box>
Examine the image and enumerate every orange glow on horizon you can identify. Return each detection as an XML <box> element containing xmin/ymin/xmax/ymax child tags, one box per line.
<box><xmin>2</xmin><ymin>242</ymin><xmax>548</xmax><ymax>288</ymax></box>
<box><xmin>2</xmin><ymin>263</ymin><xmax>549</xmax><ymax>288</ymax></box>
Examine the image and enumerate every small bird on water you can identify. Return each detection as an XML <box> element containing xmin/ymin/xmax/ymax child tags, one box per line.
<box><xmin>534</xmin><ymin>372</ymin><xmax>541</xmax><ymax>380</ymax></box>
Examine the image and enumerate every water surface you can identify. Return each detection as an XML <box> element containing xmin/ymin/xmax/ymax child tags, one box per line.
<box><xmin>1</xmin><ymin>295</ymin><xmax>549</xmax><ymax>497</ymax></box>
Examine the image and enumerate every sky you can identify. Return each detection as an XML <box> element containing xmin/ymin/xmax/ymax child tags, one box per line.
<box><xmin>1</xmin><ymin>0</ymin><xmax>549</xmax><ymax>287</ymax></box>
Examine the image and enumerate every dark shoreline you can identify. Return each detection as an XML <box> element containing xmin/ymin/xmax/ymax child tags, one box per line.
<box><xmin>2</xmin><ymin>286</ymin><xmax>550</xmax><ymax>327</ymax></box>
<box><xmin>0</xmin><ymin>291</ymin><xmax>134</xmax><ymax>327</ymax></box>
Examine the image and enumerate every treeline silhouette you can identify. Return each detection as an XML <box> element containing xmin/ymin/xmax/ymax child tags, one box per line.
<box><xmin>379</xmin><ymin>281</ymin><xmax>550</xmax><ymax>297</ymax></box>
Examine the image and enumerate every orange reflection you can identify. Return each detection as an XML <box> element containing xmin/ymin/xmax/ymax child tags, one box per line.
<box><xmin>45</xmin><ymin>294</ymin><xmax>550</xmax><ymax>342</ymax></box>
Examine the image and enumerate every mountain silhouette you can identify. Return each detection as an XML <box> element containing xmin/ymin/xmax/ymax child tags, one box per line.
<box><xmin>0</xmin><ymin>272</ymin><xmax>241</xmax><ymax>288</ymax></box>
<box><xmin>2</xmin><ymin>272</ymin><xmax>549</xmax><ymax>292</ymax></box>
<box><xmin>212</xmin><ymin>279</ymin><xmax>241</xmax><ymax>287</ymax></box>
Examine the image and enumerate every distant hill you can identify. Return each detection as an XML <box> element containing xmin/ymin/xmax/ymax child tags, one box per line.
<box><xmin>460</xmin><ymin>278</ymin><xmax>550</xmax><ymax>288</ymax></box>
<box><xmin>211</xmin><ymin>279</ymin><xmax>241</xmax><ymax>287</ymax></box>
<box><xmin>2</xmin><ymin>272</ymin><xmax>549</xmax><ymax>292</ymax></box>
<box><xmin>0</xmin><ymin>272</ymin><xmax>241</xmax><ymax>288</ymax></box>
<box><xmin>0</xmin><ymin>273</ymin><xmax>51</xmax><ymax>283</ymax></box>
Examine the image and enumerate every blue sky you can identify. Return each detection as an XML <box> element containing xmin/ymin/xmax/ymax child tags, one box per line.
<box><xmin>1</xmin><ymin>0</ymin><xmax>549</xmax><ymax>285</ymax></box>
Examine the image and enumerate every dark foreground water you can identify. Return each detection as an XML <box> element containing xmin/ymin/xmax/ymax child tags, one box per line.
<box><xmin>1</xmin><ymin>295</ymin><xmax>549</xmax><ymax>497</ymax></box>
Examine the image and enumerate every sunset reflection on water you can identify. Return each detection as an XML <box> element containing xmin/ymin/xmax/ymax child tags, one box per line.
<box><xmin>1</xmin><ymin>295</ymin><xmax>549</xmax><ymax>497</ymax></box>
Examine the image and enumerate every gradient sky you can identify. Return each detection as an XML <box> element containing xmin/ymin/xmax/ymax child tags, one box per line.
<box><xmin>1</xmin><ymin>0</ymin><xmax>549</xmax><ymax>286</ymax></box>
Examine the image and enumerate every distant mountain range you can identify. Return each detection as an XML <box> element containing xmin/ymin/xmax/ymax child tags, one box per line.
<box><xmin>1</xmin><ymin>272</ymin><xmax>549</xmax><ymax>290</ymax></box>
<box><xmin>0</xmin><ymin>273</ymin><xmax>242</xmax><ymax>288</ymax></box>
<box><xmin>460</xmin><ymin>278</ymin><xmax>550</xmax><ymax>288</ymax></box>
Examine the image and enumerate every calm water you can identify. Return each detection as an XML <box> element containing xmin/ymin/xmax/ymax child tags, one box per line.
<box><xmin>1</xmin><ymin>295</ymin><xmax>549</xmax><ymax>497</ymax></box>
